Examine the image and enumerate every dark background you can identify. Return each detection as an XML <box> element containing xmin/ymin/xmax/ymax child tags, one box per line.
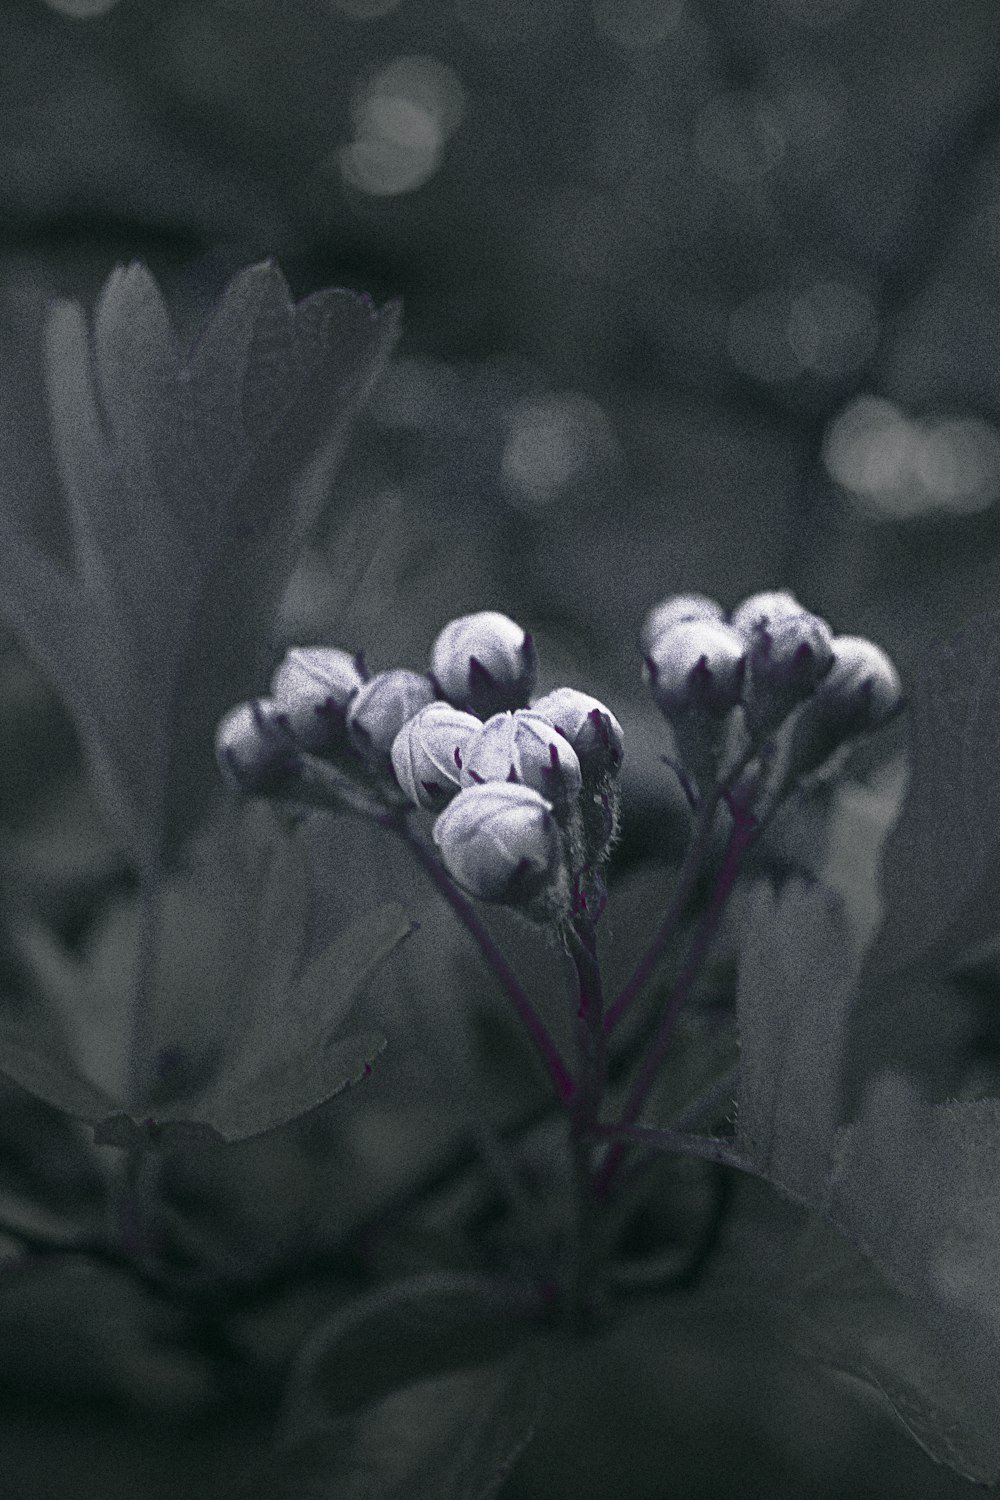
<box><xmin>1</xmin><ymin>0</ymin><xmax>1000</xmax><ymax>1494</ymax></box>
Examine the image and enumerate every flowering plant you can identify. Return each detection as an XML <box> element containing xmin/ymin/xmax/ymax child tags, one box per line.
<box><xmin>2</xmin><ymin>263</ymin><xmax>1000</xmax><ymax>1497</ymax></box>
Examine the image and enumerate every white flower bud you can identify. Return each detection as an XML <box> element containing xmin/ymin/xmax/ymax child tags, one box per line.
<box><xmin>270</xmin><ymin>646</ymin><xmax>366</xmax><ymax>753</ymax></box>
<box><xmin>215</xmin><ymin>698</ymin><xmax>300</xmax><ymax>796</ymax></box>
<box><xmin>347</xmin><ymin>669</ymin><xmax>436</xmax><ymax>763</ymax></box>
<box><xmin>729</xmin><ymin>590</ymin><xmax>804</xmax><ymax>644</ymax></box>
<box><xmin>640</xmin><ymin>594</ymin><xmax>725</xmax><ymax>656</ymax></box>
<box><xmin>460</xmin><ymin>708</ymin><xmax>583</xmax><ymax>814</ymax></box>
<box><xmin>390</xmin><ymin>702</ymin><xmax>483</xmax><ymax>811</ymax></box>
<box><xmin>743</xmin><ymin>611</ymin><xmax>835</xmax><ymax>731</ymax></box>
<box><xmin>430</xmin><ymin>611</ymin><xmax>538</xmax><ymax>717</ymax></box>
<box><xmin>813</xmin><ymin>636</ymin><xmax>902</xmax><ymax>731</ymax></box>
<box><xmin>530</xmin><ymin>687</ymin><xmax>625</xmax><ymax>779</ymax></box>
<box><xmin>432</xmin><ymin>781</ymin><xmax>563</xmax><ymax>906</ymax></box>
<box><xmin>788</xmin><ymin>635</ymin><xmax>904</xmax><ymax>775</ymax></box>
<box><xmin>644</xmin><ymin>620</ymin><xmax>746</xmax><ymax>716</ymax></box>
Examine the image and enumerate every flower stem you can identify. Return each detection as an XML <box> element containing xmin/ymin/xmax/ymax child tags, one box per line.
<box><xmin>605</xmin><ymin>743</ymin><xmax>759</xmax><ymax>1036</ymax></box>
<box><xmin>596</xmin><ymin>808</ymin><xmax>757</xmax><ymax>1197</ymax></box>
<box><xmin>388</xmin><ymin>814</ymin><xmax>575</xmax><ymax>1106</ymax></box>
<box><xmin>563</xmin><ymin>913</ymin><xmax>608</xmax><ymax>1331</ymax></box>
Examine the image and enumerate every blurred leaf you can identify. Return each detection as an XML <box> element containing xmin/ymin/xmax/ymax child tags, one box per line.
<box><xmin>245</xmin><ymin>1356</ymin><xmax>541</xmax><ymax>1500</ymax></box>
<box><xmin>777</xmin><ymin>1176</ymin><xmax>1000</xmax><ymax>1486</ymax></box>
<box><xmin>734</xmin><ymin>876</ymin><xmax>860</xmax><ymax>1204</ymax></box>
<box><xmin>863</xmin><ymin>609</ymin><xmax>1000</xmax><ymax>979</ymax></box>
<box><xmin>0</xmin><ymin>1255</ymin><xmax>219</xmax><ymax>1417</ymax></box>
<box><xmin>601</xmin><ymin>883</ymin><xmax>1000</xmax><ymax>1483</ymax></box>
<box><xmin>0</xmin><ymin>808</ymin><xmax>413</xmax><ymax>1143</ymax></box>
<box><xmin>243</xmin><ymin>1273</ymin><xmax>545</xmax><ymax>1500</ymax></box>
<box><xmin>0</xmin><ymin>261</ymin><xmax>401</xmax><ymax>867</ymax></box>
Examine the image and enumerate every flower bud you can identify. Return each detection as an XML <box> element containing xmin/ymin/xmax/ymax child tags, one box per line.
<box><xmin>787</xmin><ymin>636</ymin><xmax>903</xmax><ymax>775</ymax></box>
<box><xmin>460</xmin><ymin>709</ymin><xmax>583</xmax><ymax>814</ymax></box>
<box><xmin>215</xmin><ymin>698</ymin><xmax>300</xmax><ymax>796</ymax></box>
<box><xmin>346</xmin><ymin>670</ymin><xmax>436</xmax><ymax>764</ymax></box>
<box><xmin>640</xmin><ymin>594</ymin><xmax>725</xmax><ymax>656</ymax></box>
<box><xmin>430</xmin><ymin>611</ymin><xmax>538</xmax><ymax>717</ymax></box>
<box><xmin>390</xmin><ymin>702</ymin><xmax>483</xmax><ymax>811</ymax></box>
<box><xmin>821</xmin><ymin>637</ymin><xmax>902</xmax><ymax>725</ymax></box>
<box><xmin>729</xmin><ymin>590</ymin><xmax>804</xmax><ymax>644</ymax></box>
<box><xmin>530</xmin><ymin>688</ymin><xmax>625</xmax><ymax>780</ymax></box>
<box><xmin>644</xmin><ymin>620</ymin><xmax>746</xmax><ymax>717</ymax></box>
<box><xmin>270</xmin><ymin>646</ymin><xmax>366</xmax><ymax>753</ymax></box>
<box><xmin>432</xmin><ymin>781</ymin><xmax>564</xmax><ymax>907</ymax></box>
<box><xmin>743</xmin><ymin>611</ymin><xmax>834</xmax><ymax>732</ymax></box>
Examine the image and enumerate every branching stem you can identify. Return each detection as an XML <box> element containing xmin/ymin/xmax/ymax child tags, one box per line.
<box><xmin>597</xmin><ymin>806</ymin><xmax>758</xmax><ymax>1197</ymax></box>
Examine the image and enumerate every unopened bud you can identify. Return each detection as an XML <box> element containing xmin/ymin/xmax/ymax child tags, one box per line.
<box><xmin>347</xmin><ymin>670</ymin><xmax>436</xmax><ymax>764</ymax></box>
<box><xmin>215</xmin><ymin>699</ymin><xmax>300</xmax><ymax>796</ymax></box>
<box><xmin>430</xmin><ymin>611</ymin><xmax>538</xmax><ymax>717</ymax></box>
<box><xmin>432</xmin><ymin>781</ymin><xmax>564</xmax><ymax>908</ymax></box>
<box><xmin>270</xmin><ymin>646</ymin><xmax>366</xmax><ymax>753</ymax></box>
<box><xmin>788</xmin><ymin>636</ymin><xmax>904</xmax><ymax>775</ymax></box>
<box><xmin>730</xmin><ymin>590</ymin><xmax>806</xmax><ymax>644</ymax></box>
<box><xmin>640</xmin><ymin>594</ymin><xmax>725</xmax><ymax>656</ymax></box>
<box><xmin>390</xmin><ymin>702</ymin><xmax>483</xmax><ymax>811</ymax></box>
<box><xmin>744</xmin><ymin>611</ymin><xmax>834</xmax><ymax>732</ymax></box>
<box><xmin>460</xmin><ymin>708</ymin><xmax>583</xmax><ymax>815</ymax></box>
<box><xmin>644</xmin><ymin>620</ymin><xmax>746</xmax><ymax>717</ymax></box>
<box><xmin>530</xmin><ymin>688</ymin><xmax>625</xmax><ymax>780</ymax></box>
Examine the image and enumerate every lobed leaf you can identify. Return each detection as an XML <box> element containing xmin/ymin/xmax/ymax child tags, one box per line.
<box><xmin>779</xmin><ymin>1166</ymin><xmax>1000</xmax><ymax>1486</ymax></box>
<box><xmin>2</xmin><ymin>260</ymin><xmax>401</xmax><ymax>868</ymax></box>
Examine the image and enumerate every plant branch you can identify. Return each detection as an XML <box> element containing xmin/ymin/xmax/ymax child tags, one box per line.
<box><xmin>596</xmin><ymin>810</ymin><xmax>757</xmax><ymax>1197</ymax></box>
<box><xmin>605</xmin><ymin>741</ymin><xmax>756</xmax><ymax>1036</ymax></box>
<box><xmin>603</xmin><ymin>787</ymin><xmax>722</xmax><ymax>1036</ymax></box>
<box><xmin>563</xmin><ymin>913</ymin><xmax>608</xmax><ymax>1328</ymax></box>
<box><xmin>387</xmin><ymin>814</ymin><xmax>575</xmax><ymax>1106</ymax></box>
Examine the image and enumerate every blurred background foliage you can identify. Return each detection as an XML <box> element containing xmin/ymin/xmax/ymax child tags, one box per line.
<box><xmin>2</xmin><ymin>0</ymin><xmax>1000</xmax><ymax>1494</ymax></box>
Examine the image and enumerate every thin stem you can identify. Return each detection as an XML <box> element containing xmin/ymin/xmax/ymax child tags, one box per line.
<box><xmin>126</xmin><ymin>864</ymin><xmax>162</xmax><ymax>1108</ymax></box>
<box><xmin>387</xmin><ymin>814</ymin><xmax>575</xmax><ymax>1106</ymax></box>
<box><xmin>563</xmin><ymin>913</ymin><xmax>607</xmax><ymax>1331</ymax></box>
<box><xmin>604</xmin><ymin>787</ymin><xmax>722</xmax><ymax>1035</ymax></box>
<box><xmin>596</xmin><ymin>810</ymin><xmax>757</xmax><ymax>1198</ymax></box>
<box><xmin>589</xmin><ymin>1121</ymin><xmax>743</xmax><ymax>1172</ymax></box>
<box><xmin>605</xmin><ymin>739</ymin><xmax>756</xmax><ymax>1036</ymax></box>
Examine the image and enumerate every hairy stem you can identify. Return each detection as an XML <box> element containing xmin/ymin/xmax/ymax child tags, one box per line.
<box><xmin>388</xmin><ymin>814</ymin><xmax>575</xmax><ymax>1105</ymax></box>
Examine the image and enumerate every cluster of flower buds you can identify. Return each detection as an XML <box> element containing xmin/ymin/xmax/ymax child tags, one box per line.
<box><xmin>640</xmin><ymin>588</ymin><xmax>903</xmax><ymax>801</ymax></box>
<box><xmin>404</xmin><ymin>617</ymin><xmax>624</xmax><ymax>919</ymax></box>
<box><xmin>215</xmin><ymin>610</ymin><xmax>624</xmax><ymax>922</ymax></box>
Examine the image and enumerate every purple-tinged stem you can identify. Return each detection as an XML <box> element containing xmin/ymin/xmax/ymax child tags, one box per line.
<box><xmin>596</xmin><ymin>809</ymin><xmax>757</xmax><ymax>1197</ymax></box>
<box><xmin>603</xmin><ymin>785</ymin><xmax>722</xmax><ymax>1036</ymax></box>
<box><xmin>563</xmin><ymin>913</ymin><xmax>607</xmax><ymax>1330</ymax></box>
<box><xmin>386</xmin><ymin>814</ymin><xmax>575</xmax><ymax>1106</ymax></box>
<box><xmin>604</xmin><ymin>739</ymin><xmax>760</xmax><ymax>1037</ymax></box>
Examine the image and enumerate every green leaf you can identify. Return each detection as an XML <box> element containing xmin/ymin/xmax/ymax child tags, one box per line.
<box><xmin>863</xmin><ymin>609</ymin><xmax>1000</xmax><ymax>978</ymax></box>
<box><xmin>734</xmin><ymin>876</ymin><xmax>861</xmax><ymax>1204</ymax></box>
<box><xmin>776</xmin><ymin>1206</ymin><xmax>1000</xmax><ymax>1486</ymax></box>
<box><xmin>0</xmin><ymin>807</ymin><xmax>413</xmax><ymax>1143</ymax></box>
<box><xmin>1</xmin><ymin>261</ymin><xmax>401</xmax><ymax>867</ymax></box>
<box><xmin>240</xmin><ymin>1274</ymin><xmax>546</xmax><ymax>1499</ymax></box>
